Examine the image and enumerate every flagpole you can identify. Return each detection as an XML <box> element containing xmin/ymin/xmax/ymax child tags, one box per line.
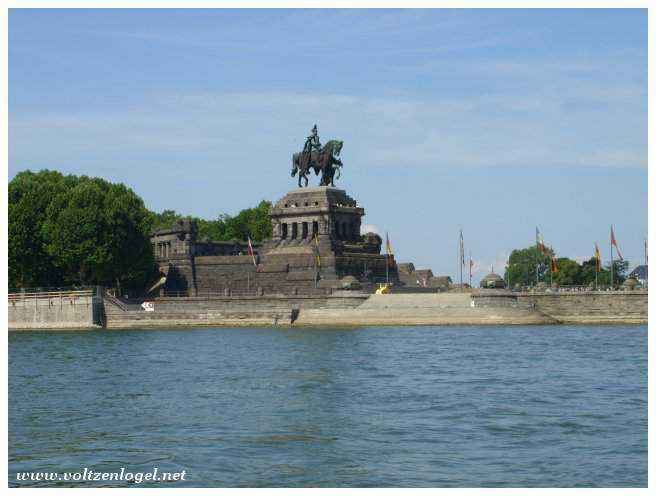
<box><xmin>645</xmin><ymin>238</ymin><xmax>648</xmax><ymax>289</ymax></box>
<box><xmin>550</xmin><ymin>246</ymin><xmax>553</xmax><ymax>287</ymax></box>
<box><xmin>595</xmin><ymin>243</ymin><xmax>600</xmax><ymax>291</ymax></box>
<box><xmin>385</xmin><ymin>231</ymin><xmax>390</xmax><ymax>286</ymax></box>
<box><xmin>468</xmin><ymin>251</ymin><xmax>472</xmax><ymax>288</ymax></box>
<box><xmin>610</xmin><ymin>225</ymin><xmax>614</xmax><ymax>289</ymax></box>
<box><xmin>535</xmin><ymin>227</ymin><xmax>539</xmax><ymax>287</ymax></box>
<box><xmin>386</xmin><ymin>254</ymin><xmax>389</xmax><ymax>286</ymax></box>
<box><xmin>459</xmin><ymin>229</ymin><xmax>463</xmax><ymax>292</ymax></box>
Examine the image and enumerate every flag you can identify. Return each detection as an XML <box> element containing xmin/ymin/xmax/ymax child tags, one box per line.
<box><xmin>611</xmin><ymin>226</ymin><xmax>623</xmax><ymax>261</ymax></box>
<box><xmin>247</xmin><ymin>236</ymin><xmax>257</xmax><ymax>267</ymax></box>
<box><xmin>550</xmin><ymin>255</ymin><xmax>559</xmax><ymax>274</ymax></box>
<box><xmin>594</xmin><ymin>243</ymin><xmax>601</xmax><ymax>273</ymax></box>
<box><xmin>536</xmin><ymin>227</ymin><xmax>547</xmax><ymax>254</ymax></box>
<box><xmin>468</xmin><ymin>255</ymin><xmax>474</xmax><ymax>286</ymax></box>
<box><xmin>313</xmin><ymin>232</ymin><xmax>321</xmax><ymax>268</ymax></box>
<box><xmin>386</xmin><ymin>232</ymin><xmax>394</xmax><ymax>266</ymax></box>
<box><xmin>459</xmin><ymin>230</ymin><xmax>465</xmax><ymax>267</ymax></box>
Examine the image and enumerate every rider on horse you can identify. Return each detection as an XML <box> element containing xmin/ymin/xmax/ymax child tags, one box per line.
<box><xmin>302</xmin><ymin>124</ymin><xmax>322</xmax><ymax>166</ymax></box>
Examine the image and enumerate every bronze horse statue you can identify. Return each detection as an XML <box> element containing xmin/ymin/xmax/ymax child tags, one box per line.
<box><xmin>291</xmin><ymin>140</ymin><xmax>343</xmax><ymax>187</ymax></box>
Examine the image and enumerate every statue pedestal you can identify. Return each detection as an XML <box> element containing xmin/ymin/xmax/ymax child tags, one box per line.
<box><xmin>258</xmin><ymin>187</ymin><xmax>397</xmax><ymax>292</ymax></box>
<box><xmin>266</xmin><ymin>186</ymin><xmax>363</xmax><ymax>248</ymax></box>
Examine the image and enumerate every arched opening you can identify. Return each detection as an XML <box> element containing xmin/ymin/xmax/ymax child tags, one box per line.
<box><xmin>291</xmin><ymin>222</ymin><xmax>298</xmax><ymax>239</ymax></box>
<box><xmin>281</xmin><ymin>223</ymin><xmax>288</xmax><ymax>239</ymax></box>
<box><xmin>312</xmin><ymin>221</ymin><xmax>319</xmax><ymax>238</ymax></box>
<box><xmin>302</xmin><ymin>222</ymin><xmax>308</xmax><ymax>239</ymax></box>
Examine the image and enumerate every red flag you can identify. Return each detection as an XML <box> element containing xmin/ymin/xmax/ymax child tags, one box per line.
<box><xmin>611</xmin><ymin>226</ymin><xmax>623</xmax><ymax>261</ymax></box>
<box><xmin>247</xmin><ymin>236</ymin><xmax>257</xmax><ymax>267</ymax></box>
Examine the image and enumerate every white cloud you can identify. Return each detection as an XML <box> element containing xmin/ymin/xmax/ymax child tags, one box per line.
<box><xmin>10</xmin><ymin>79</ymin><xmax>647</xmax><ymax>179</ymax></box>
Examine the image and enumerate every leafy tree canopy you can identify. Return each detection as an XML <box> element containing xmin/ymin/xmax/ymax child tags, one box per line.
<box><xmin>151</xmin><ymin>200</ymin><xmax>273</xmax><ymax>243</ymax></box>
<box><xmin>9</xmin><ymin>170</ymin><xmax>155</xmax><ymax>290</ymax></box>
<box><xmin>505</xmin><ymin>244</ymin><xmax>629</xmax><ymax>288</ymax></box>
<box><xmin>505</xmin><ymin>246</ymin><xmax>552</xmax><ymax>288</ymax></box>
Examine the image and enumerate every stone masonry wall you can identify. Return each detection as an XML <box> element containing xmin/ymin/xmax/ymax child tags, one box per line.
<box><xmin>517</xmin><ymin>291</ymin><xmax>647</xmax><ymax>324</ymax></box>
<box><xmin>9</xmin><ymin>294</ymin><xmax>103</xmax><ymax>330</ymax></box>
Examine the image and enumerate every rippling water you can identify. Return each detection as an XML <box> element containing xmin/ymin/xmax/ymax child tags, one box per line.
<box><xmin>9</xmin><ymin>325</ymin><xmax>647</xmax><ymax>487</ymax></box>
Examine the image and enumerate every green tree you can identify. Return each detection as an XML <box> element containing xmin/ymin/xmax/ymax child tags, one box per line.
<box><xmin>152</xmin><ymin>200</ymin><xmax>273</xmax><ymax>243</ymax></box>
<box><xmin>9</xmin><ymin>170</ymin><xmax>155</xmax><ymax>290</ymax></box>
<box><xmin>597</xmin><ymin>260</ymin><xmax>629</xmax><ymax>287</ymax></box>
<box><xmin>8</xmin><ymin>170</ymin><xmax>72</xmax><ymax>287</ymax></box>
<box><xmin>549</xmin><ymin>257</ymin><xmax>582</xmax><ymax>286</ymax></box>
<box><xmin>214</xmin><ymin>200</ymin><xmax>272</xmax><ymax>242</ymax></box>
<box><xmin>503</xmin><ymin>243</ymin><xmax>632</xmax><ymax>290</ymax></box>
<box><xmin>580</xmin><ymin>257</ymin><xmax>602</xmax><ymax>287</ymax></box>
<box><xmin>576</xmin><ymin>258</ymin><xmax>628</xmax><ymax>287</ymax></box>
<box><xmin>505</xmin><ymin>246</ymin><xmax>551</xmax><ymax>288</ymax></box>
<box><xmin>151</xmin><ymin>209</ymin><xmax>183</xmax><ymax>231</ymax></box>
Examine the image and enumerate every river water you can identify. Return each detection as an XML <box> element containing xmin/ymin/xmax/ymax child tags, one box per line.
<box><xmin>9</xmin><ymin>325</ymin><xmax>647</xmax><ymax>487</ymax></box>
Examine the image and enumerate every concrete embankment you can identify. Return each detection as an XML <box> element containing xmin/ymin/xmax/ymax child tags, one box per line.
<box><xmin>8</xmin><ymin>290</ymin><xmax>104</xmax><ymax>330</ymax></box>
<box><xmin>104</xmin><ymin>292</ymin><xmax>556</xmax><ymax>327</ymax></box>
<box><xmin>519</xmin><ymin>291</ymin><xmax>647</xmax><ymax>324</ymax></box>
<box><xmin>8</xmin><ymin>289</ymin><xmax>647</xmax><ymax>330</ymax></box>
<box><xmin>294</xmin><ymin>293</ymin><xmax>556</xmax><ymax>326</ymax></box>
<box><xmin>102</xmin><ymin>292</ymin><xmax>368</xmax><ymax>329</ymax></box>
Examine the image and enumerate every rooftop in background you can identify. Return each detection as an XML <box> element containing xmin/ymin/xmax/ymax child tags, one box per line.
<box><xmin>628</xmin><ymin>265</ymin><xmax>648</xmax><ymax>281</ymax></box>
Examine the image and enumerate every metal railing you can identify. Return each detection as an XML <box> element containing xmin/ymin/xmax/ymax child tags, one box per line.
<box><xmin>103</xmin><ymin>291</ymin><xmax>130</xmax><ymax>311</ymax></box>
<box><xmin>512</xmin><ymin>285</ymin><xmax>647</xmax><ymax>293</ymax></box>
<box><xmin>8</xmin><ymin>289</ymin><xmax>95</xmax><ymax>300</ymax></box>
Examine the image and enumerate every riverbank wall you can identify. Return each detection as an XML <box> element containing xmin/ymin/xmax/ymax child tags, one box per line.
<box><xmin>8</xmin><ymin>289</ymin><xmax>647</xmax><ymax>330</ymax></box>
<box><xmin>293</xmin><ymin>292</ymin><xmax>557</xmax><ymax>326</ymax></box>
<box><xmin>8</xmin><ymin>290</ymin><xmax>104</xmax><ymax>330</ymax></box>
<box><xmin>102</xmin><ymin>292</ymin><xmax>368</xmax><ymax>328</ymax></box>
<box><xmin>518</xmin><ymin>291</ymin><xmax>647</xmax><ymax>324</ymax></box>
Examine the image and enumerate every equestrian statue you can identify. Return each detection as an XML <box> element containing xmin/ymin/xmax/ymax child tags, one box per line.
<box><xmin>291</xmin><ymin>125</ymin><xmax>344</xmax><ymax>187</ymax></box>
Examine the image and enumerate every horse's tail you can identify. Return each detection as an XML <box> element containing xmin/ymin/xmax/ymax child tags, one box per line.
<box><xmin>291</xmin><ymin>153</ymin><xmax>298</xmax><ymax>176</ymax></box>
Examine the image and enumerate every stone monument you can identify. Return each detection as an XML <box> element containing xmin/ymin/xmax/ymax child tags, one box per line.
<box><xmin>151</xmin><ymin>128</ymin><xmax>398</xmax><ymax>295</ymax></box>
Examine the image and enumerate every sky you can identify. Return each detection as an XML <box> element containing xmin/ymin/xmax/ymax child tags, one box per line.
<box><xmin>8</xmin><ymin>9</ymin><xmax>648</xmax><ymax>283</ymax></box>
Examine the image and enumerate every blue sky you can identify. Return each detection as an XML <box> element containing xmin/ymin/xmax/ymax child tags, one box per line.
<box><xmin>9</xmin><ymin>9</ymin><xmax>648</xmax><ymax>282</ymax></box>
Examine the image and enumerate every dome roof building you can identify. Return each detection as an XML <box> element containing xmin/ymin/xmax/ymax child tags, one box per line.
<box><xmin>480</xmin><ymin>272</ymin><xmax>506</xmax><ymax>289</ymax></box>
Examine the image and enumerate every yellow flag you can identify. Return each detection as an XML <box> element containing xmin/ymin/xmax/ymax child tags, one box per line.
<box><xmin>313</xmin><ymin>233</ymin><xmax>321</xmax><ymax>268</ymax></box>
